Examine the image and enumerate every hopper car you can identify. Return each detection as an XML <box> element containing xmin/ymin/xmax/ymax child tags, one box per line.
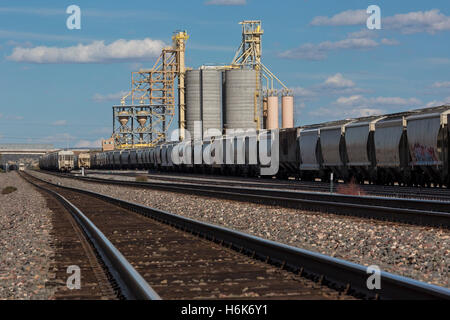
<box><xmin>61</xmin><ymin>105</ymin><xmax>450</xmax><ymax>187</ymax></box>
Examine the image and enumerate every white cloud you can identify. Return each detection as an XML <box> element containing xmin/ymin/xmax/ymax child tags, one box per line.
<box><xmin>291</xmin><ymin>86</ymin><xmax>316</xmax><ymax>98</ymax></box>
<box><xmin>52</xmin><ymin>120</ymin><xmax>67</xmax><ymax>126</ymax></box>
<box><xmin>354</xmin><ymin>108</ymin><xmax>385</xmax><ymax>117</ymax></box>
<box><xmin>334</xmin><ymin>95</ymin><xmax>422</xmax><ymax>108</ymax></box>
<box><xmin>41</xmin><ymin>133</ymin><xmax>76</xmax><ymax>144</ymax></box>
<box><xmin>294</xmin><ymin>101</ymin><xmax>307</xmax><ymax>119</ymax></box>
<box><xmin>0</xmin><ymin>7</ymin><xmax>167</xmax><ymax>19</ymax></box>
<box><xmin>308</xmin><ymin>106</ymin><xmax>384</xmax><ymax>119</ymax></box>
<box><xmin>205</xmin><ymin>0</ymin><xmax>246</xmax><ymax>5</ymax></box>
<box><xmin>425</xmin><ymin>97</ymin><xmax>450</xmax><ymax>108</ymax></box>
<box><xmin>308</xmin><ymin>94</ymin><xmax>421</xmax><ymax>120</ymax></box>
<box><xmin>347</xmin><ymin>29</ymin><xmax>376</xmax><ymax>39</ymax></box>
<box><xmin>0</xmin><ymin>29</ymin><xmax>94</xmax><ymax>43</ymax></box>
<box><xmin>431</xmin><ymin>81</ymin><xmax>450</xmax><ymax>88</ymax></box>
<box><xmin>323</xmin><ymin>73</ymin><xmax>355</xmax><ymax>88</ymax></box>
<box><xmin>311</xmin><ymin>9</ymin><xmax>450</xmax><ymax>34</ymax></box>
<box><xmin>370</xmin><ymin>96</ymin><xmax>421</xmax><ymax>106</ymax></box>
<box><xmin>292</xmin><ymin>74</ymin><xmax>367</xmax><ymax>101</ymax></box>
<box><xmin>334</xmin><ymin>95</ymin><xmax>366</xmax><ymax>107</ymax></box>
<box><xmin>7</xmin><ymin>38</ymin><xmax>165</xmax><ymax>64</ymax></box>
<box><xmin>381</xmin><ymin>38</ymin><xmax>399</xmax><ymax>46</ymax></box>
<box><xmin>315</xmin><ymin>73</ymin><xmax>368</xmax><ymax>95</ymax></box>
<box><xmin>279</xmin><ymin>37</ymin><xmax>378</xmax><ymax>60</ymax></box>
<box><xmin>6</xmin><ymin>40</ymin><xmax>33</xmax><ymax>47</ymax></box>
<box><xmin>74</xmin><ymin>139</ymin><xmax>103</xmax><ymax>148</ymax></box>
<box><xmin>0</xmin><ymin>7</ymin><xmax>62</xmax><ymax>16</ymax></box>
<box><xmin>310</xmin><ymin>9</ymin><xmax>367</xmax><ymax>26</ymax></box>
<box><xmin>2</xmin><ymin>115</ymin><xmax>24</xmax><ymax>120</ymax></box>
<box><xmin>384</xmin><ymin>9</ymin><xmax>450</xmax><ymax>34</ymax></box>
<box><xmin>93</xmin><ymin>91</ymin><xmax>129</xmax><ymax>103</ymax></box>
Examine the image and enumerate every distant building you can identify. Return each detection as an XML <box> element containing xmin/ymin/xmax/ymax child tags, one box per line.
<box><xmin>102</xmin><ymin>138</ymin><xmax>114</xmax><ymax>151</ymax></box>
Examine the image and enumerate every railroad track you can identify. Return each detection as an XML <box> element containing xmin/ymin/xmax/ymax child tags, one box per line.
<box><xmin>21</xmin><ymin>172</ymin><xmax>160</xmax><ymax>300</ymax></box>
<box><xmin>42</xmin><ymin>189</ymin><xmax>119</xmax><ymax>300</ymax></box>
<box><xmin>86</xmin><ymin>170</ymin><xmax>450</xmax><ymax>201</ymax></box>
<box><xmin>38</xmin><ymin>170</ymin><xmax>450</xmax><ymax>228</ymax></box>
<box><xmin>22</xmin><ymin>171</ymin><xmax>450</xmax><ymax>300</ymax></box>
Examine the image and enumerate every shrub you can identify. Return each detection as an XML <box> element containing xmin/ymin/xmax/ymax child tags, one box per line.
<box><xmin>336</xmin><ymin>178</ymin><xmax>366</xmax><ymax>196</ymax></box>
<box><xmin>135</xmin><ymin>176</ymin><xmax>148</xmax><ymax>182</ymax></box>
<box><xmin>2</xmin><ymin>186</ymin><xmax>17</xmax><ymax>195</ymax></box>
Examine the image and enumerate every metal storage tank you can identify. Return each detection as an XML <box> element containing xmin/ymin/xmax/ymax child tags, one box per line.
<box><xmin>267</xmin><ymin>95</ymin><xmax>279</xmax><ymax>129</ymax></box>
<box><xmin>282</xmin><ymin>95</ymin><xmax>294</xmax><ymax>129</ymax></box>
<box><xmin>185</xmin><ymin>70</ymin><xmax>202</xmax><ymax>137</ymax></box>
<box><xmin>201</xmin><ymin>69</ymin><xmax>222</xmax><ymax>135</ymax></box>
<box><xmin>224</xmin><ymin>69</ymin><xmax>261</xmax><ymax>131</ymax></box>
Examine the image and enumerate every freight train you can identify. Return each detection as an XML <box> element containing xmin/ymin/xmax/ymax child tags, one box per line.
<box><xmin>43</xmin><ymin>105</ymin><xmax>450</xmax><ymax>187</ymax></box>
<box><xmin>39</xmin><ymin>150</ymin><xmax>75</xmax><ymax>172</ymax></box>
<box><xmin>74</xmin><ymin>153</ymin><xmax>91</xmax><ymax>169</ymax></box>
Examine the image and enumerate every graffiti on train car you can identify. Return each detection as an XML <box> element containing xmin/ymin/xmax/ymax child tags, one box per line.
<box><xmin>411</xmin><ymin>143</ymin><xmax>439</xmax><ymax>165</ymax></box>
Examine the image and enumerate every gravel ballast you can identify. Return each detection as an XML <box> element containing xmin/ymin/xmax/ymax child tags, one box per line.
<box><xmin>32</xmin><ymin>171</ymin><xmax>450</xmax><ymax>288</ymax></box>
<box><xmin>0</xmin><ymin>172</ymin><xmax>55</xmax><ymax>299</ymax></box>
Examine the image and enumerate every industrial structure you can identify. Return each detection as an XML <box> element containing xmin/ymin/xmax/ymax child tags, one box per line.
<box><xmin>113</xmin><ymin>31</ymin><xmax>189</xmax><ymax>149</ymax></box>
<box><xmin>111</xmin><ymin>20</ymin><xmax>294</xmax><ymax>149</ymax></box>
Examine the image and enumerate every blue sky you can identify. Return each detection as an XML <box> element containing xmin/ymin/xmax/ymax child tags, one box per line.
<box><xmin>0</xmin><ymin>0</ymin><xmax>449</xmax><ymax>148</ymax></box>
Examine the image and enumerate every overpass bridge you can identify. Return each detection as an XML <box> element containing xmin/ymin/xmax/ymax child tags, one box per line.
<box><xmin>0</xmin><ymin>144</ymin><xmax>56</xmax><ymax>156</ymax></box>
<box><xmin>0</xmin><ymin>144</ymin><xmax>56</xmax><ymax>168</ymax></box>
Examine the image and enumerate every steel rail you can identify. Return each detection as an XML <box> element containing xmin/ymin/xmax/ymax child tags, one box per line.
<box><xmin>84</xmin><ymin>170</ymin><xmax>450</xmax><ymax>200</ymax></box>
<box><xmin>115</xmin><ymin>171</ymin><xmax>450</xmax><ymax>202</ymax></box>
<box><xmin>140</xmin><ymin>173</ymin><xmax>450</xmax><ymax>199</ymax></box>
<box><xmin>21</xmin><ymin>172</ymin><xmax>161</xmax><ymax>300</ymax></box>
<box><xmin>39</xmin><ymin>171</ymin><xmax>450</xmax><ymax>228</ymax></box>
<box><xmin>26</xmin><ymin>171</ymin><xmax>450</xmax><ymax>300</ymax></box>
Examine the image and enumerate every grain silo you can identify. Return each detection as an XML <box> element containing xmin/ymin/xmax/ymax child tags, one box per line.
<box><xmin>201</xmin><ymin>69</ymin><xmax>222</xmax><ymax>135</ymax></box>
<box><xmin>185</xmin><ymin>70</ymin><xmax>202</xmax><ymax>138</ymax></box>
<box><xmin>266</xmin><ymin>95</ymin><xmax>279</xmax><ymax>129</ymax></box>
<box><xmin>281</xmin><ymin>95</ymin><xmax>294</xmax><ymax>128</ymax></box>
<box><xmin>224</xmin><ymin>69</ymin><xmax>261</xmax><ymax>131</ymax></box>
